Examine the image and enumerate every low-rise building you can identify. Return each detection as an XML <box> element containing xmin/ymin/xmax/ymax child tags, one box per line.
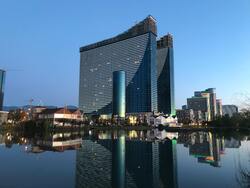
<box><xmin>176</xmin><ymin>109</ymin><xmax>205</xmax><ymax>125</ymax></box>
<box><xmin>154</xmin><ymin>115</ymin><xmax>177</xmax><ymax>127</ymax></box>
<box><xmin>38</xmin><ymin>108</ymin><xmax>83</xmax><ymax>125</ymax></box>
<box><xmin>0</xmin><ymin>111</ymin><xmax>8</xmax><ymax>124</ymax></box>
<box><xmin>222</xmin><ymin>105</ymin><xmax>238</xmax><ymax>117</ymax></box>
<box><xmin>31</xmin><ymin>106</ymin><xmax>47</xmax><ymax>120</ymax></box>
<box><xmin>176</xmin><ymin>109</ymin><xmax>194</xmax><ymax>124</ymax></box>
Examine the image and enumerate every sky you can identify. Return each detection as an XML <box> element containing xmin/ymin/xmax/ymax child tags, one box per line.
<box><xmin>1</xmin><ymin>0</ymin><xmax>250</xmax><ymax>108</ymax></box>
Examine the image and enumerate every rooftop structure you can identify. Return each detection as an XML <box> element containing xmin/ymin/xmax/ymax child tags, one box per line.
<box><xmin>80</xmin><ymin>15</ymin><xmax>157</xmax><ymax>52</ymax></box>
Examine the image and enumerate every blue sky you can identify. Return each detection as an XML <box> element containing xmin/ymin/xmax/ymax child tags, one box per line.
<box><xmin>1</xmin><ymin>0</ymin><xmax>250</xmax><ymax>108</ymax></box>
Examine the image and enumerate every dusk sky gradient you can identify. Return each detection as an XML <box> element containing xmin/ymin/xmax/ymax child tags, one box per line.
<box><xmin>1</xmin><ymin>0</ymin><xmax>250</xmax><ymax>108</ymax></box>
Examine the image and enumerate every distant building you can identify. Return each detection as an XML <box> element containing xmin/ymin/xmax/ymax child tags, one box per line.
<box><xmin>176</xmin><ymin>109</ymin><xmax>204</xmax><ymax>125</ymax></box>
<box><xmin>185</xmin><ymin>88</ymin><xmax>220</xmax><ymax>122</ymax></box>
<box><xmin>222</xmin><ymin>105</ymin><xmax>238</xmax><ymax>117</ymax></box>
<box><xmin>187</xmin><ymin>93</ymin><xmax>211</xmax><ymax>121</ymax></box>
<box><xmin>0</xmin><ymin>69</ymin><xmax>6</xmax><ymax>111</ymax></box>
<box><xmin>176</xmin><ymin>109</ymin><xmax>194</xmax><ymax>124</ymax></box>
<box><xmin>182</xmin><ymin>105</ymin><xmax>187</xmax><ymax>110</ymax></box>
<box><xmin>157</xmin><ymin>34</ymin><xmax>175</xmax><ymax>115</ymax></box>
<box><xmin>216</xmin><ymin>99</ymin><xmax>222</xmax><ymax>117</ymax></box>
<box><xmin>0</xmin><ymin>111</ymin><xmax>8</xmax><ymax>124</ymax></box>
<box><xmin>193</xmin><ymin>110</ymin><xmax>203</xmax><ymax>124</ymax></box>
<box><xmin>195</xmin><ymin>88</ymin><xmax>217</xmax><ymax>120</ymax></box>
<box><xmin>38</xmin><ymin>108</ymin><xmax>83</xmax><ymax>125</ymax></box>
<box><xmin>224</xmin><ymin>138</ymin><xmax>241</xmax><ymax>148</ymax></box>
<box><xmin>30</xmin><ymin>106</ymin><xmax>47</xmax><ymax>120</ymax></box>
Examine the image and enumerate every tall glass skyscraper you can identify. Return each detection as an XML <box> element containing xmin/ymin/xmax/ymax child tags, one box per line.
<box><xmin>79</xmin><ymin>16</ymin><xmax>158</xmax><ymax>114</ymax></box>
<box><xmin>0</xmin><ymin>69</ymin><xmax>6</xmax><ymax>111</ymax></box>
<box><xmin>156</xmin><ymin>34</ymin><xmax>175</xmax><ymax>115</ymax></box>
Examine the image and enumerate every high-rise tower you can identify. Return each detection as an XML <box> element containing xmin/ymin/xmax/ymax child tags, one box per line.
<box><xmin>156</xmin><ymin>34</ymin><xmax>175</xmax><ymax>115</ymax></box>
<box><xmin>0</xmin><ymin>69</ymin><xmax>6</xmax><ymax>110</ymax></box>
<box><xmin>79</xmin><ymin>16</ymin><xmax>158</xmax><ymax>114</ymax></box>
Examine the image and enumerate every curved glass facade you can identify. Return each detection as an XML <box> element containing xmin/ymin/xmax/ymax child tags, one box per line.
<box><xmin>113</xmin><ymin>71</ymin><xmax>126</xmax><ymax>118</ymax></box>
<box><xmin>79</xmin><ymin>16</ymin><xmax>158</xmax><ymax>114</ymax></box>
<box><xmin>157</xmin><ymin>35</ymin><xmax>175</xmax><ymax>115</ymax></box>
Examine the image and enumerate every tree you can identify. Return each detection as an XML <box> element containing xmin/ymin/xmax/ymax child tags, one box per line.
<box><xmin>8</xmin><ymin>109</ymin><xmax>28</xmax><ymax>123</ymax></box>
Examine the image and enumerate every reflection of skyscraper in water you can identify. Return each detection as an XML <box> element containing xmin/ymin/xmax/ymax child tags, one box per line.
<box><xmin>159</xmin><ymin>140</ymin><xmax>178</xmax><ymax>188</ymax></box>
<box><xmin>125</xmin><ymin>141</ymin><xmax>159</xmax><ymax>187</ymax></box>
<box><xmin>75</xmin><ymin>134</ymin><xmax>136</xmax><ymax>188</ymax></box>
<box><xmin>126</xmin><ymin>140</ymin><xmax>178</xmax><ymax>188</ymax></box>
<box><xmin>224</xmin><ymin>138</ymin><xmax>241</xmax><ymax>148</ymax></box>
<box><xmin>75</xmin><ymin>137</ymin><xmax>178</xmax><ymax>188</ymax></box>
<box><xmin>75</xmin><ymin>140</ymin><xmax>112</xmax><ymax>188</ymax></box>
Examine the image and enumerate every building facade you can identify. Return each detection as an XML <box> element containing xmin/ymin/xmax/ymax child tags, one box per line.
<box><xmin>187</xmin><ymin>93</ymin><xmax>211</xmax><ymax>122</ymax></box>
<box><xmin>195</xmin><ymin>88</ymin><xmax>217</xmax><ymax>120</ymax></box>
<box><xmin>176</xmin><ymin>109</ymin><xmax>204</xmax><ymax>125</ymax></box>
<box><xmin>156</xmin><ymin>34</ymin><xmax>175</xmax><ymax>115</ymax></box>
<box><xmin>0</xmin><ymin>70</ymin><xmax>6</xmax><ymax>111</ymax></box>
<box><xmin>222</xmin><ymin>105</ymin><xmax>238</xmax><ymax>117</ymax></box>
<box><xmin>216</xmin><ymin>99</ymin><xmax>222</xmax><ymax>117</ymax></box>
<box><xmin>79</xmin><ymin>16</ymin><xmax>158</xmax><ymax>115</ymax></box>
<box><xmin>38</xmin><ymin>108</ymin><xmax>83</xmax><ymax>124</ymax></box>
<box><xmin>176</xmin><ymin>109</ymin><xmax>194</xmax><ymax>124</ymax></box>
<box><xmin>0</xmin><ymin>111</ymin><xmax>8</xmax><ymax>124</ymax></box>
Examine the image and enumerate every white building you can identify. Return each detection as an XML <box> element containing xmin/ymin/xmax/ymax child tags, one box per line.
<box><xmin>38</xmin><ymin>108</ymin><xmax>83</xmax><ymax>125</ymax></box>
<box><xmin>154</xmin><ymin>116</ymin><xmax>178</xmax><ymax>127</ymax></box>
<box><xmin>0</xmin><ymin>111</ymin><xmax>8</xmax><ymax>124</ymax></box>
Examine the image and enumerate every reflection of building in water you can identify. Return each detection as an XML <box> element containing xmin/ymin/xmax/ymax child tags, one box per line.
<box><xmin>154</xmin><ymin>129</ymin><xmax>178</xmax><ymax>140</ymax></box>
<box><xmin>0</xmin><ymin>134</ymin><xmax>5</xmax><ymax>145</ymax></box>
<box><xmin>125</xmin><ymin>141</ymin><xmax>159</xmax><ymax>188</ymax></box>
<box><xmin>32</xmin><ymin>132</ymin><xmax>82</xmax><ymax>152</ymax></box>
<box><xmin>75</xmin><ymin>140</ymin><xmax>113</xmax><ymax>188</ymax></box>
<box><xmin>159</xmin><ymin>140</ymin><xmax>178</xmax><ymax>188</ymax></box>
<box><xmin>125</xmin><ymin>140</ymin><xmax>178</xmax><ymax>188</ymax></box>
<box><xmin>75</xmin><ymin>136</ymin><xmax>178</xmax><ymax>188</ymax></box>
<box><xmin>224</xmin><ymin>138</ymin><xmax>241</xmax><ymax>148</ymax></box>
<box><xmin>178</xmin><ymin>132</ymin><xmax>225</xmax><ymax>167</ymax></box>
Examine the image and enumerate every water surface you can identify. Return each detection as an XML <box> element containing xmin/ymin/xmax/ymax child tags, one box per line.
<box><xmin>0</xmin><ymin>130</ymin><xmax>249</xmax><ymax>188</ymax></box>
